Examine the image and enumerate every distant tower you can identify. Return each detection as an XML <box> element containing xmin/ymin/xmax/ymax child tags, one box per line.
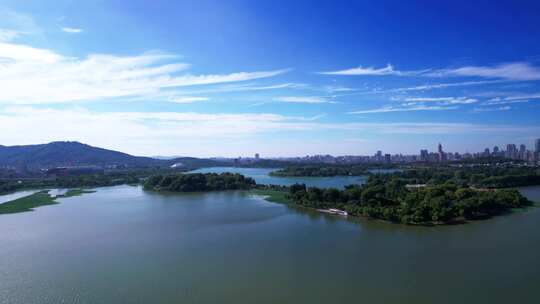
<box><xmin>506</xmin><ymin>144</ymin><xmax>517</xmax><ymax>159</ymax></box>
<box><xmin>493</xmin><ymin>146</ymin><xmax>499</xmax><ymax>154</ymax></box>
<box><xmin>254</xmin><ymin>153</ymin><xmax>260</xmax><ymax>160</ymax></box>
<box><xmin>535</xmin><ymin>138</ymin><xmax>540</xmax><ymax>153</ymax></box>
<box><xmin>438</xmin><ymin>143</ymin><xmax>446</xmax><ymax>162</ymax></box>
<box><xmin>420</xmin><ymin>149</ymin><xmax>429</xmax><ymax>161</ymax></box>
<box><xmin>519</xmin><ymin>144</ymin><xmax>526</xmax><ymax>160</ymax></box>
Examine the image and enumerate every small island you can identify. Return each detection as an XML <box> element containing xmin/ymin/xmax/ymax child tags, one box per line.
<box><xmin>282</xmin><ymin>176</ymin><xmax>532</xmax><ymax>225</ymax></box>
<box><xmin>143</xmin><ymin>173</ymin><xmax>256</xmax><ymax>192</ymax></box>
<box><xmin>258</xmin><ymin>164</ymin><xmax>539</xmax><ymax>225</ymax></box>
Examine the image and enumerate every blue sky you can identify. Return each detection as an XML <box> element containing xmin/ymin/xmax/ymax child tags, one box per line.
<box><xmin>0</xmin><ymin>0</ymin><xmax>540</xmax><ymax>157</ymax></box>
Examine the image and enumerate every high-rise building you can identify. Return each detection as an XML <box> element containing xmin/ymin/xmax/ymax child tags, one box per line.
<box><xmin>438</xmin><ymin>143</ymin><xmax>446</xmax><ymax>162</ymax></box>
<box><xmin>420</xmin><ymin>149</ymin><xmax>429</xmax><ymax>161</ymax></box>
<box><xmin>519</xmin><ymin>144</ymin><xmax>526</xmax><ymax>160</ymax></box>
<box><xmin>484</xmin><ymin>148</ymin><xmax>490</xmax><ymax>156</ymax></box>
<box><xmin>535</xmin><ymin>138</ymin><xmax>540</xmax><ymax>153</ymax></box>
<box><xmin>375</xmin><ymin>150</ymin><xmax>382</xmax><ymax>162</ymax></box>
<box><xmin>493</xmin><ymin>146</ymin><xmax>500</xmax><ymax>154</ymax></box>
<box><xmin>506</xmin><ymin>144</ymin><xmax>517</xmax><ymax>159</ymax></box>
<box><xmin>384</xmin><ymin>154</ymin><xmax>391</xmax><ymax>164</ymax></box>
<box><xmin>254</xmin><ymin>153</ymin><xmax>260</xmax><ymax>160</ymax></box>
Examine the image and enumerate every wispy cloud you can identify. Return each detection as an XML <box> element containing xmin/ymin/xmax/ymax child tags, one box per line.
<box><xmin>319</xmin><ymin>61</ymin><xmax>540</xmax><ymax>81</ymax></box>
<box><xmin>181</xmin><ymin>82</ymin><xmax>303</xmax><ymax>94</ymax></box>
<box><xmin>482</xmin><ymin>99</ymin><xmax>529</xmax><ymax>106</ymax></box>
<box><xmin>61</xmin><ymin>27</ymin><xmax>83</xmax><ymax>33</ymax></box>
<box><xmin>491</xmin><ymin>93</ymin><xmax>540</xmax><ymax>101</ymax></box>
<box><xmin>348</xmin><ymin>105</ymin><xmax>457</xmax><ymax>114</ymax></box>
<box><xmin>168</xmin><ymin>96</ymin><xmax>209</xmax><ymax>104</ymax></box>
<box><xmin>473</xmin><ymin>106</ymin><xmax>512</xmax><ymax>112</ymax></box>
<box><xmin>332</xmin><ymin>80</ymin><xmax>504</xmax><ymax>98</ymax></box>
<box><xmin>322</xmin><ymin>85</ymin><xmax>355</xmax><ymax>93</ymax></box>
<box><xmin>0</xmin><ymin>41</ymin><xmax>288</xmax><ymax>104</ymax></box>
<box><xmin>275</xmin><ymin>96</ymin><xmax>337</xmax><ymax>104</ymax></box>
<box><xmin>427</xmin><ymin>62</ymin><xmax>540</xmax><ymax>81</ymax></box>
<box><xmin>319</xmin><ymin>64</ymin><xmax>425</xmax><ymax>76</ymax></box>
<box><xmin>404</xmin><ymin>96</ymin><xmax>478</xmax><ymax>104</ymax></box>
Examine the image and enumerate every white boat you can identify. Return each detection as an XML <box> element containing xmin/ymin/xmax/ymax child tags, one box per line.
<box><xmin>318</xmin><ymin>208</ymin><xmax>348</xmax><ymax>216</ymax></box>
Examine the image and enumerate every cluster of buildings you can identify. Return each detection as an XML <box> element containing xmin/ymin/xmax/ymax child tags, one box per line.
<box><xmin>418</xmin><ymin>139</ymin><xmax>540</xmax><ymax>164</ymax></box>
<box><xmin>269</xmin><ymin>138</ymin><xmax>540</xmax><ymax>165</ymax></box>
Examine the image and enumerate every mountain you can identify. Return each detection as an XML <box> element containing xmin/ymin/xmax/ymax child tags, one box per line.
<box><xmin>0</xmin><ymin>141</ymin><xmax>222</xmax><ymax>169</ymax></box>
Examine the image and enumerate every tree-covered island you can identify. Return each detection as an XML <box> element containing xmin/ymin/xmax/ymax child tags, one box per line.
<box><xmin>283</xmin><ymin>175</ymin><xmax>532</xmax><ymax>225</ymax></box>
<box><xmin>143</xmin><ymin>173</ymin><xmax>256</xmax><ymax>192</ymax></box>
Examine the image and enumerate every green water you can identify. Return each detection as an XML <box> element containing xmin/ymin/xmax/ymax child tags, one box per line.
<box><xmin>0</xmin><ymin>181</ymin><xmax>539</xmax><ymax>303</ymax></box>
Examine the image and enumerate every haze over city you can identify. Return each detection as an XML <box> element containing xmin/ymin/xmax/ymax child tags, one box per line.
<box><xmin>1</xmin><ymin>1</ymin><xmax>539</xmax><ymax>157</ymax></box>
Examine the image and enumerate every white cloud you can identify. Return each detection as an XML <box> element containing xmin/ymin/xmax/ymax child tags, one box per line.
<box><xmin>180</xmin><ymin>82</ymin><xmax>306</xmax><ymax>95</ymax></box>
<box><xmin>482</xmin><ymin>99</ymin><xmax>529</xmax><ymax>106</ymax></box>
<box><xmin>426</xmin><ymin>62</ymin><xmax>540</xmax><ymax>81</ymax></box>
<box><xmin>61</xmin><ymin>27</ymin><xmax>83</xmax><ymax>33</ymax></box>
<box><xmin>168</xmin><ymin>96</ymin><xmax>209</xmax><ymax>103</ymax></box>
<box><xmin>482</xmin><ymin>93</ymin><xmax>540</xmax><ymax>105</ymax></box>
<box><xmin>0</xmin><ymin>41</ymin><xmax>288</xmax><ymax>104</ymax></box>
<box><xmin>319</xmin><ymin>64</ymin><xmax>425</xmax><ymax>76</ymax></box>
<box><xmin>348</xmin><ymin>105</ymin><xmax>457</xmax><ymax>114</ymax></box>
<box><xmin>496</xmin><ymin>93</ymin><xmax>540</xmax><ymax>101</ymax></box>
<box><xmin>332</xmin><ymin>80</ymin><xmax>504</xmax><ymax>98</ymax></box>
<box><xmin>473</xmin><ymin>106</ymin><xmax>512</xmax><ymax>112</ymax></box>
<box><xmin>322</xmin><ymin>85</ymin><xmax>355</xmax><ymax>93</ymax></box>
<box><xmin>319</xmin><ymin>61</ymin><xmax>540</xmax><ymax>81</ymax></box>
<box><xmin>275</xmin><ymin>96</ymin><xmax>336</xmax><ymax>104</ymax></box>
<box><xmin>404</xmin><ymin>97</ymin><xmax>478</xmax><ymax>104</ymax></box>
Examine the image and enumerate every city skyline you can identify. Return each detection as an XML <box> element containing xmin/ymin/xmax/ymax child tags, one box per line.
<box><xmin>1</xmin><ymin>1</ymin><xmax>540</xmax><ymax>156</ymax></box>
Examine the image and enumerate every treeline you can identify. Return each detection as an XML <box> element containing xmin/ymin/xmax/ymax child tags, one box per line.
<box><xmin>288</xmin><ymin>175</ymin><xmax>532</xmax><ymax>225</ymax></box>
<box><xmin>396</xmin><ymin>166</ymin><xmax>540</xmax><ymax>188</ymax></box>
<box><xmin>143</xmin><ymin>173</ymin><xmax>256</xmax><ymax>192</ymax></box>
<box><xmin>270</xmin><ymin>165</ymin><xmax>376</xmax><ymax>177</ymax></box>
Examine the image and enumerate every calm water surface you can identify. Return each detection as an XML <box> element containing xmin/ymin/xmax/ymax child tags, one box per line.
<box><xmin>189</xmin><ymin>167</ymin><xmax>366</xmax><ymax>188</ymax></box>
<box><xmin>0</xmin><ymin>181</ymin><xmax>539</xmax><ymax>303</ymax></box>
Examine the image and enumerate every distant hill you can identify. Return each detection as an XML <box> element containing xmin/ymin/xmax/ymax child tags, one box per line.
<box><xmin>0</xmin><ymin>141</ymin><xmax>222</xmax><ymax>169</ymax></box>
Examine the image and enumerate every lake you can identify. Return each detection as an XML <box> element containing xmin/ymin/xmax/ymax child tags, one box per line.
<box><xmin>0</xmin><ymin>179</ymin><xmax>539</xmax><ymax>303</ymax></box>
<box><xmin>189</xmin><ymin>167</ymin><xmax>367</xmax><ymax>188</ymax></box>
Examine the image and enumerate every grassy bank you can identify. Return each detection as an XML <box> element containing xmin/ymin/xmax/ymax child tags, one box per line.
<box><xmin>0</xmin><ymin>188</ymin><xmax>95</xmax><ymax>214</ymax></box>
<box><xmin>0</xmin><ymin>191</ymin><xmax>58</xmax><ymax>214</ymax></box>
<box><xmin>248</xmin><ymin>189</ymin><xmax>290</xmax><ymax>204</ymax></box>
<box><xmin>63</xmin><ymin>189</ymin><xmax>96</xmax><ymax>197</ymax></box>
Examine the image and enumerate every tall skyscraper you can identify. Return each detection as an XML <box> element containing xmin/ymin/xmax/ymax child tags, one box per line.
<box><xmin>376</xmin><ymin>150</ymin><xmax>382</xmax><ymax>162</ymax></box>
<box><xmin>506</xmin><ymin>144</ymin><xmax>517</xmax><ymax>159</ymax></box>
<box><xmin>420</xmin><ymin>149</ymin><xmax>429</xmax><ymax>161</ymax></box>
<box><xmin>438</xmin><ymin>143</ymin><xmax>446</xmax><ymax>162</ymax></box>
<box><xmin>519</xmin><ymin>144</ymin><xmax>526</xmax><ymax>160</ymax></box>
<box><xmin>493</xmin><ymin>146</ymin><xmax>499</xmax><ymax>154</ymax></box>
<box><xmin>536</xmin><ymin>138</ymin><xmax>540</xmax><ymax>153</ymax></box>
